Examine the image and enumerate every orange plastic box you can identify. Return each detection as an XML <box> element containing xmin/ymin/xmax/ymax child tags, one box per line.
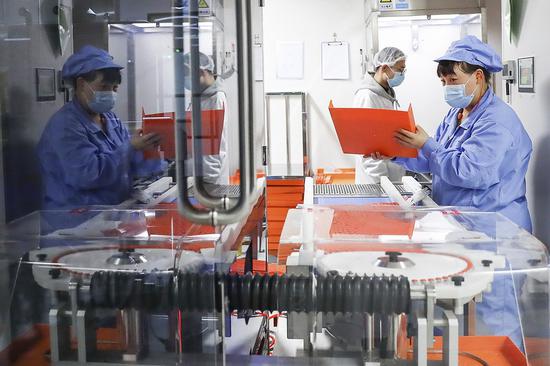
<box><xmin>328</xmin><ymin>100</ymin><xmax>418</xmax><ymax>158</ymax></box>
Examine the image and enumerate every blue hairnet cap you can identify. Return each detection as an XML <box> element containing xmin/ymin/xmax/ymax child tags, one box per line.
<box><xmin>62</xmin><ymin>45</ymin><xmax>123</xmax><ymax>79</ymax></box>
<box><xmin>434</xmin><ymin>35</ymin><xmax>503</xmax><ymax>73</ymax></box>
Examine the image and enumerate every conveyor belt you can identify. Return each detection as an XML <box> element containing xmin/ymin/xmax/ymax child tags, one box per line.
<box><xmin>314</xmin><ymin>184</ymin><xmax>411</xmax><ymax>197</ymax></box>
<box><xmin>190</xmin><ymin>184</ymin><xmax>411</xmax><ymax>198</ymax></box>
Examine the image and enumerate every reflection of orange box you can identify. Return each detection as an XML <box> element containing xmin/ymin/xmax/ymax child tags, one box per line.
<box><xmin>188</xmin><ymin>109</ymin><xmax>224</xmax><ymax>156</ymax></box>
<box><xmin>266</xmin><ymin>178</ymin><xmax>305</xmax><ymax>255</ymax></box>
<box><xmin>142</xmin><ymin>109</ymin><xmax>224</xmax><ymax>160</ymax></box>
<box><xmin>328</xmin><ymin>100</ymin><xmax>418</xmax><ymax>158</ymax></box>
<box><xmin>146</xmin><ymin>203</ymin><xmax>216</xmax><ymax>236</ymax></box>
<box><xmin>142</xmin><ymin>112</ymin><xmax>175</xmax><ymax>160</ymax></box>
<box><xmin>329</xmin><ymin>204</ymin><xmax>415</xmax><ymax>238</ymax></box>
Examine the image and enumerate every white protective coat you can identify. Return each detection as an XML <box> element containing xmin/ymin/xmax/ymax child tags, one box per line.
<box><xmin>352</xmin><ymin>73</ymin><xmax>405</xmax><ymax>184</ymax></box>
<box><xmin>187</xmin><ymin>79</ymin><xmax>229</xmax><ymax>185</ymax></box>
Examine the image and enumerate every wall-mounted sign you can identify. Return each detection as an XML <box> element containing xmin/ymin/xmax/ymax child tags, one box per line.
<box><xmin>36</xmin><ymin>68</ymin><xmax>56</xmax><ymax>102</ymax></box>
<box><xmin>395</xmin><ymin>0</ymin><xmax>410</xmax><ymax>10</ymax></box>
<box><xmin>518</xmin><ymin>56</ymin><xmax>535</xmax><ymax>93</ymax></box>
<box><xmin>199</xmin><ymin>0</ymin><xmax>211</xmax><ymax>16</ymax></box>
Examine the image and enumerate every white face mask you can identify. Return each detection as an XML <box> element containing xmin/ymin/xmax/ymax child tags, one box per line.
<box><xmin>443</xmin><ymin>74</ymin><xmax>478</xmax><ymax>109</ymax></box>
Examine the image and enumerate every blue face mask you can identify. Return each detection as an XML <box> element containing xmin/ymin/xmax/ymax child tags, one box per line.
<box><xmin>86</xmin><ymin>83</ymin><xmax>117</xmax><ymax>114</ymax></box>
<box><xmin>444</xmin><ymin>75</ymin><xmax>478</xmax><ymax>109</ymax></box>
<box><xmin>388</xmin><ymin>71</ymin><xmax>405</xmax><ymax>88</ymax></box>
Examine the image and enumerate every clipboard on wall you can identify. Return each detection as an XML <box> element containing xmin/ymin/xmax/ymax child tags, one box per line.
<box><xmin>321</xmin><ymin>38</ymin><xmax>350</xmax><ymax>80</ymax></box>
<box><xmin>328</xmin><ymin>100</ymin><xmax>418</xmax><ymax>158</ymax></box>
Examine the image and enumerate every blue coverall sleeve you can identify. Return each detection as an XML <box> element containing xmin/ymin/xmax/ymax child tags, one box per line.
<box><xmin>421</xmin><ymin>119</ymin><xmax>514</xmax><ymax>189</ymax></box>
<box><xmin>52</xmin><ymin>123</ymin><xmax>133</xmax><ymax>189</ymax></box>
<box><xmin>393</xmin><ymin>151</ymin><xmax>430</xmax><ymax>173</ymax></box>
<box><xmin>393</xmin><ymin>121</ymin><xmax>446</xmax><ymax>173</ymax></box>
<box><xmin>127</xmin><ymin>128</ymin><xmax>167</xmax><ymax>178</ymax></box>
<box><xmin>131</xmin><ymin>150</ymin><xmax>167</xmax><ymax>177</ymax></box>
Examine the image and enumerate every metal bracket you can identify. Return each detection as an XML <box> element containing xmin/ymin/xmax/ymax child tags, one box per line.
<box><xmin>442</xmin><ymin>309</ymin><xmax>459</xmax><ymax>366</ymax></box>
<box><xmin>425</xmin><ymin>284</ymin><xmax>436</xmax><ymax>349</ymax></box>
<box><xmin>414</xmin><ymin>316</ymin><xmax>428</xmax><ymax>366</ymax></box>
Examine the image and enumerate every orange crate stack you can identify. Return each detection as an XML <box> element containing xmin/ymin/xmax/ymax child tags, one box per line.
<box><xmin>266</xmin><ymin>178</ymin><xmax>305</xmax><ymax>258</ymax></box>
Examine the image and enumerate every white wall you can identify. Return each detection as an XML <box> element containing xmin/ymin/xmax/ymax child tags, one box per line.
<box><xmin>109</xmin><ymin>32</ymin><xmax>130</xmax><ymax>123</ymax></box>
<box><xmin>134</xmin><ymin>32</ymin><xmax>178</xmax><ymax>119</ymax></box>
<box><xmin>378</xmin><ymin>19</ymin><xmax>481</xmax><ymax>135</ymax></box>
<box><xmin>263</xmin><ymin>0</ymin><xmax>366</xmax><ymax>170</ymax></box>
<box><xmin>262</xmin><ymin>1</ymin><xmax>490</xmax><ymax>170</ymax></box>
<box><xmin>501</xmin><ymin>0</ymin><xmax>550</xmax><ymax>245</ymax></box>
<box><xmin>486</xmin><ymin>0</ymin><xmax>503</xmax><ymax>92</ymax></box>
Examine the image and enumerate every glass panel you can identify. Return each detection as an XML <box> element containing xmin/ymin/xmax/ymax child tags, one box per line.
<box><xmin>2</xmin><ymin>206</ymin><xmax>549</xmax><ymax>365</ymax></box>
<box><xmin>3</xmin><ymin>208</ymin><xmax>222</xmax><ymax>365</ymax></box>
<box><xmin>279</xmin><ymin>205</ymin><xmax>550</xmax><ymax>364</ymax></box>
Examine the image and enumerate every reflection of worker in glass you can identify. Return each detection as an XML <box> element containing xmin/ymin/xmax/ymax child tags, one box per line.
<box><xmin>37</xmin><ymin>46</ymin><xmax>165</xmax><ymax>209</ymax></box>
<box><xmin>353</xmin><ymin>47</ymin><xmax>407</xmax><ymax>184</ymax></box>
<box><xmin>183</xmin><ymin>52</ymin><xmax>229</xmax><ymax>185</ymax></box>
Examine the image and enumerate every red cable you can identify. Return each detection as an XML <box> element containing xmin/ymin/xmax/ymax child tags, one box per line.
<box><xmin>268</xmin><ymin>335</ymin><xmax>276</xmax><ymax>349</ymax></box>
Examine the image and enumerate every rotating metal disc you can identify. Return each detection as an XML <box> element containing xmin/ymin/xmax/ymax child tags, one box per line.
<box><xmin>317</xmin><ymin>251</ymin><xmax>471</xmax><ymax>282</ymax></box>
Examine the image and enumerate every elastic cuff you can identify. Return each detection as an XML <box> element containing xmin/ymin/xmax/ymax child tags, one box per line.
<box><xmin>421</xmin><ymin>138</ymin><xmax>440</xmax><ymax>157</ymax></box>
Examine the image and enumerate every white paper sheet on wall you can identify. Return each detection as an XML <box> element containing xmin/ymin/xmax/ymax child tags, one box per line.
<box><xmin>321</xmin><ymin>42</ymin><xmax>350</xmax><ymax>80</ymax></box>
<box><xmin>276</xmin><ymin>41</ymin><xmax>304</xmax><ymax>79</ymax></box>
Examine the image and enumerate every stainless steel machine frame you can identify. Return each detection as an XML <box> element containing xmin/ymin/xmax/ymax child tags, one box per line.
<box><xmin>265</xmin><ymin>92</ymin><xmax>311</xmax><ymax>178</ymax></box>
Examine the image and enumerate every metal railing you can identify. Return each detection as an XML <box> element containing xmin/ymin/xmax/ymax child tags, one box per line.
<box><xmin>265</xmin><ymin>92</ymin><xmax>311</xmax><ymax>177</ymax></box>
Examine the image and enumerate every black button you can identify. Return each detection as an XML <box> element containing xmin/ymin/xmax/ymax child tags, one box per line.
<box><xmin>451</xmin><ymin>276</ymin><xmax>464</xmax><ymax>286</ymax></box>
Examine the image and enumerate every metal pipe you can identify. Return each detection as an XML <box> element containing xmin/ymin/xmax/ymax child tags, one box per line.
<box><xmin>366</xmin><ymin>313</ymin><xmax>374</xmax><ymax>352</ymax></box>
<box><xmin>264</xmin><ymin>94</ymin><xmax>272</xmax><ymax>174</ymax></box>
<box><xmin>392</xmin><ymin>315</ymin><xmax>399</xmax><ymax>357</ymax></box>
<box><xmin>284</xmin><ymin>95</ymin><xmax>291</xmax><ymax>171</ymax></box>
<box><xmin>245</xmin><ymin>0</ymin><xmax>256</xmax><ymax>195</ymax></box>
<box><xmin>265</xmin><ymin>92</ymin><xmax>305</xmax><ymax>96</ymax></box>
<box><xmin>300</xmin><ymin>92</ymin><xmax>310</xmax><ymax>176</ymax></box>
<box><xmin>173</xmin><ymin>0</ymin><xmax>252</xmax><ymax>225</ymax></box>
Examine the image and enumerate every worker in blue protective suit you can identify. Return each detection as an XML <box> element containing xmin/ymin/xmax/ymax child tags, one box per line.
<box><xmin>373</xmin><ymin>35</ymin><xmax>532</xmax><ymax>348</ymax></box>
<box><xmin>37</xmin><ymin>46</ymin><xmax>166</xmax><ymax>210</ymax></box>
<box><xmin>386</xmin><ymin>35</ymin><xmax>533</xmax><ymax>233</ymax></box>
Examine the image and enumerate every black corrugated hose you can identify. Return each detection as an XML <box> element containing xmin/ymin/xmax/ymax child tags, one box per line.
<box><xmin>88</xmin><ymin>271</ymin><xmax>410</xmax><ymax>315</ymax></box>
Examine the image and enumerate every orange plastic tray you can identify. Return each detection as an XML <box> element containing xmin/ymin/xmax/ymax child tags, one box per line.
<box><xmin>400</xmin><ymin>336</ymin><xmax>528</xmax><ymax>366</ymax></box>
<box><xmin>315</xmin><ymin>168</ymin><xmax>356</xmax><ymax>184</ymax></box>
